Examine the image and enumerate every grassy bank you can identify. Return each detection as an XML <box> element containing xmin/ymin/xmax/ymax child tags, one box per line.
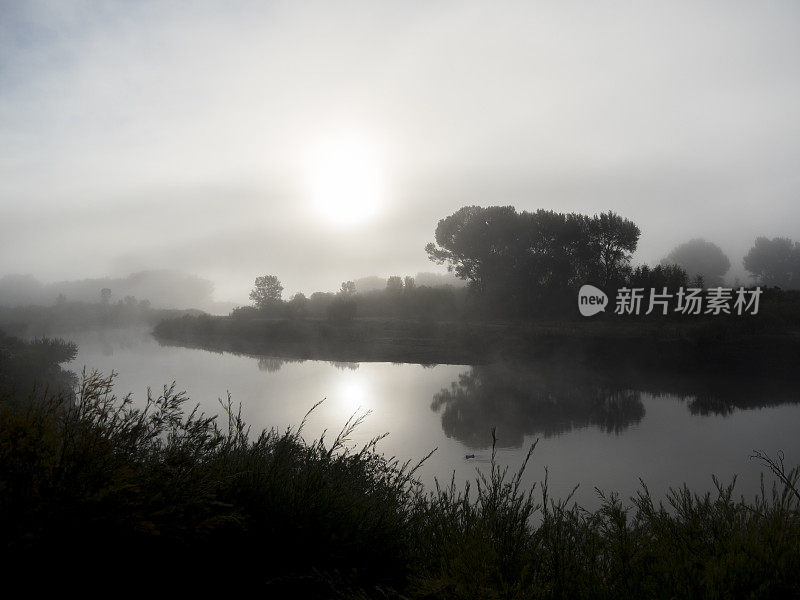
<box><xmin>153</xmin><ymin>309</ymin><xmax>800</xmax><ymax>374</ymax></box>
<box><xmin>2</xmin><ymin>371</ymin><xmax>799</xmax><ymax>597</ymax></box>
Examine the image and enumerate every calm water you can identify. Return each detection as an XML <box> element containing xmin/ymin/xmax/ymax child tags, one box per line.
<box><xmin>66</xmin><ymin>327</ymin><xmax>800</xmax><ymax>510</ymax></box>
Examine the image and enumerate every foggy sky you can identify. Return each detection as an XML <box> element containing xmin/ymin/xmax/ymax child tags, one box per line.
<box><xmin>2</xmin><ymin>1</ymin><xmax>800</xmax><ymax>302</ymax></box>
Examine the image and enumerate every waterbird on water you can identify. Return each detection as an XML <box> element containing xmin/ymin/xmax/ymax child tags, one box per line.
<box><xmin>465</xmin><ymin>454</ymin><xmax>475</xmax><ymax>459</ymax></box>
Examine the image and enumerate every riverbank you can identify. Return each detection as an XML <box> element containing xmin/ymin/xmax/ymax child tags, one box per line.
<box><xmin>153</xmin><ymin>313</ymin><xmax>800</xmax><ymax>374</ymax></box>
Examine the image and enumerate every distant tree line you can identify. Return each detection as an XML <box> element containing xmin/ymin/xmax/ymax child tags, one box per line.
<box><xmin>239</xmin><ymin>207</ymin><xmax>800</xmax><ymax>321</ymax></box>
<box><xmin>0</xmin><ymin>270</ymin><xmax>230</xmax><ymax>312</ymax></box>
<box><xmin>0</xmin><ymin>294</ymin><xmax>203</xmax><ymax>338</ymax></box>
<box><xmin>655</xmin><ymin>236</ymin><xmax>800</xmax><ymax>291</ymax></box>
<box><xmin>239</xmin><ymin>272</ymin><xmax>462</xmax><ymax>322</ymax></box>
<box><xmin>424</xmin><ymin>206</ymin><xmax>800</xmax><ymax>316</ymax></box>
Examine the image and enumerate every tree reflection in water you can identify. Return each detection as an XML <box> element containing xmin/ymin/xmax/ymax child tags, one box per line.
<box><xmin>431</xmin><ymin>362</ymin><xmax>800</xmax><ymax>449</ymax></box>
<box><xmin>257</xmin><ymin>357</ymin><xmax>306</xmax><ymax>372</ymax></box>
<box><xmin>431</xmin><ymin>364</ymin><xmax>645</xmax><ymax>449</ymax></box>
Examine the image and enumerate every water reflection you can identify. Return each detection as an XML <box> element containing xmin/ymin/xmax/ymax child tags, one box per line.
<box><xmin>64</xmin><ymin>330</ymin><xmax>800</xmax><ymax>509</ymax></box>
<box><xmin>256</xmin><ymin>358</ymin><xmax>360</xmax><ymax>372</ymax></box>
<box><xmin>604</xmin><ymin>369</ymin><xmax>800</xmax><ymax>417</ymax></box>
<box><xmin>672</xmin><ymin>382</ymin><xmax>800</xmax><ymax>417</ymax></box>
<box><xmin>431</xmin><ymin>363</ymin><xmax>800</xmax><ymax>449</ymax></box>
<box><xmin>81</xmin><ymin>332</ymin><xmax>800</xmax><ymax>459</ymax></box>
<box><xmin>329</xmin><ymin>361</ymin><xmax>360</xmax><ymax>371</ymax></box>
<box><xmin>431</xmin><ymin>364</ymin><xmax>645</xmax><ymax>448</ymax></box>
<box><xmin>257</xmin><ymin>357</ymin><xmax>305</xmax><ymax>372</ymax></box>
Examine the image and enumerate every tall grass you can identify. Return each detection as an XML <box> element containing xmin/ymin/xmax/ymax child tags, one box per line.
<box><xmin>2</xmin><ymin>371</ymin><xmax>799</xmax><ymax>597</ymax></box>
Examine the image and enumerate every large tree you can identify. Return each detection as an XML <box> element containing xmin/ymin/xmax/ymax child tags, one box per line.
<box><xmin>425</xmin><ymin>206</ymin><xmax>640</xmax><ymax>313</ymax></box>
<box><xmin>249</xmin><ymin>275</ymin><xmax>283</xmax><ymax>309</ymax></box>
<box><xmin>425</xmin><ymin>205</ymin><xmax>520</xmax><ymax>293</ymax></box>
<box><xmin>743</xmin><ymin>237</ymin><xmax>800</xmax><ymax>288</ymax></box>
<box><xmin>661</xmin><ymin>238</ymin><xmax>730</xmax><ymax>287</ymax></box>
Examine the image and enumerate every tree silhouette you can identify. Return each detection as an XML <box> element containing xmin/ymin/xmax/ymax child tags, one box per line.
<box><xmin>661</xmin><ymin>238</ymin><xmax>730</xmax><ymax>287</ymax></box>
<box><xmin>431</xmin><ymin>364</ymin><xmax>645</xmax><ymax>448</ymax></box>
<box><xmin>425</xmin><ymin>205</ymin><xmax>520</xmax><ymax>292</ymax></box>
<box><xmin>591</xmin><ymin>211</ymin><xmax>641</xmax><ymax>286</ymax></box>
<box><xmin>425</xmin><ymin>206</ymin><xmax>640</xmax><ymax>315</ymax></box>
<box><xmin>286</xmin><ymin>292</ymin><xmax>309</xmax><ymax>319</ymax></box>
<box><xmin>250</xmin><ymin>275</ymin><xmax>283</xmax><ymax>309</ymax></box>
<box><xmin>386</xmin><ymin>276</ymin><xmax>403</xmax><ymax>293</ymax></box>
<box><xmin>628</xmin><ymin>264</ymin><xmax>688</xmax><ymax>290</ymax></box>
<box><xmin>743</xmin><ymin>237</ymin><xmax>800</xmax><ymax>288</ymax></box>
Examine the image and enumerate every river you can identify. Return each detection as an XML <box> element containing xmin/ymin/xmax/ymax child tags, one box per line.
<box><xmin>66</xmin><ymin>327</ymin><xmax>800</xmax><ymax>510</ymax></box>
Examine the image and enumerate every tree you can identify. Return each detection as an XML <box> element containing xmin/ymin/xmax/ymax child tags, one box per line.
<box><xmin>309</xmin><ymin>291</ymin><xmax>335</xmax><ymax>315</ymax></box>
<box><xmin>589</xmin><ymin>211</ymin><xmax>641</xmax><ymax>286</ymax></box>
<box><xmin>514</xmin><ymin>209</ymin><xmax>590</xmax><ymax>292</ymax></box>
<box><xmin>425</xmin><ymin>205</ymin><xmax>520</xmax><ymax>292</ymax></box>
<box><xmin>353</xmin><ymin>275</ymin><xmax>386</xmax><ymax>292</ymax></box>
<box><xmin>661</xmin><ymin>238</ymin><xmax>730</xmax><ymax>287</ymax></box>
<box><xmin>250</xmin><ymin>275</ymin><xmax>283</xmax><ymax>309</ymax></box>
<box><xmin>386</xmin><ymin>276</ymin><xmax>403</xmax><ymax>293</ymax></box>
<box><xmin>743</xmin><ymin>237</ymin><xmax>800</xmax><ymax>288</ymax></box>
<box><xmin>425</xmin><ymin>206</ymin><xmax>640</xmax><ymax>315</ymax></box>
<box><xmin>628</xmin><ymin>264</ymin><xmax>688</xmax><ymax>290</ymax></box>
<box><xmin>403</xmin><ymin>276</ymin><xmax>416</xmax><ymax>291</ymax></box>
<box><xmin>100</xmin><ymin>288</ymin><xmax>112</xmax><ymax>304</ymax></box>
<box><xmin>286</xmin><ymin>292</ymin><xmax>309</xmax><ymax>319</ymax></box>
<box><xmin>340</xmin><ymin>281</ymin><xmax>356</xmax><ymax>296</ymax></box>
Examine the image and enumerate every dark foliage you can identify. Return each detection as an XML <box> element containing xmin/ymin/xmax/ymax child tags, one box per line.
<box><xmin>425</xmin><ymin>206</ymin><xmax>640</xmax><ymax>317</ymax></box>
<box><xmin>0</xmin><ymin>330</ymin><xmax>77</xmax><ymax>403</ymax></box>
<box><xmin>743</xmin><ymin>236</ymin><xmax>800</xmax><ymax>289</ymax></box>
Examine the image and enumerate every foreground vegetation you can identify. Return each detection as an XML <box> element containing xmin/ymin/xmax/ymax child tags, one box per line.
<box><xmin>2</xmin><ymin>368</ymin><xmax>799</xmax><ymax>597</ymax></box>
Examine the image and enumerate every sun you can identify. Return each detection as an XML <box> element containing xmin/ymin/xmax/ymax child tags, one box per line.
<box><xmin>306</xmin><ymin>135</ymin><xmax>385</xmax><ymax>226</ymax></box>
<box><xmin>336</xmin><ymin>374</ymin><xmax>371</xmax><ymax>414</ymax></box>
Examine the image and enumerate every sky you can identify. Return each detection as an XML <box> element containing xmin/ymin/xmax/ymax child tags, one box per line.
<box><xmin>2</xmin><ymin>0</ymin><xmax>800</xmax><ymax>302</ymax></box>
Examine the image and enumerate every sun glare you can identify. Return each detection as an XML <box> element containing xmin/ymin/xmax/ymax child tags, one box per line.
<box><xmin>306</xmin><ymin>135</ymin><xmax>385</xmax><ymax>226</ymax></box>
<box><xmin>336</xmin><ymin>374</ymin><xmax>371</xmax><ymax>414</ymax></box>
